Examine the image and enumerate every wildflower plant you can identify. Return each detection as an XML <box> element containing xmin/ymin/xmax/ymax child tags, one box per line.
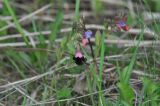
<box><xmin>1</xmin><ymin>0</ymin><xmax>160</xmax><ymax>105</ymax></box>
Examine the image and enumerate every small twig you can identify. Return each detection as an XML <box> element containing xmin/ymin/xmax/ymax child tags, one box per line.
<box><xmin>132</xmin><ymin>87</ymin><xmax>138</xmax><ymax>106</ymax></box>
<box><xmin>143</xmin><ymin>12</ymin><xmax>160</xmax><ymax>21</ymax></box>
<box><xmin>22</xmin><ymin>29</ymin><xmax>36</xmax><ymax>48</ymax></box>
<box><xmin>101</xmin><ymin>0</ymin><xmax>125</xmax><ymax>6</ymax></box>
<box><xmin>103</xmin><ymin>67</ymin><xmax>116</xmax><ymax>73</ymax></box>
<box><xmin>63</xmin><ymin>74</ymin><xmax>80</xmax><ymax>78</ymax></box>
<box><xmin>10</xmin><ymin>1</ymin><xmax>29</xmax><ymax>11</ymax></box>
<box><xmin>74</xmin><ymin>101</ymin><xmax>91</xmax><ymax>106</ymax></box>
<box><xmin>133</xmin><ymin>70</ymin><xmax>159</xmax><ymax>78</ymax></box>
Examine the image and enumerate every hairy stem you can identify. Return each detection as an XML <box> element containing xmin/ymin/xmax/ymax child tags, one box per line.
<box><xmin>88</xmin><ymin>38</ymin><xmax>99</xmax><ymax>73</ymax></box>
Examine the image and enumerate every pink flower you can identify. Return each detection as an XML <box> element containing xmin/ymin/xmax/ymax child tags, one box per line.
<box><xmin>75</xmin><ymin>51</ymin><xmax>83</xmax><ymax>58</ymax></box>
<box><xmin>82</xmin><ymin>38</ymin><xmax>88</xmax><ymax>46</ymax></box>
<box><xmin>73</xmin><ymin>51</ymin><xmax>86</xmax><ymax>65</ymax></box>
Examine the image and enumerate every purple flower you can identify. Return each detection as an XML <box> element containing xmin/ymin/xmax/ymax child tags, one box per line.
<box><xmin>118</xmin><ymin>21</ymin><xmax>126</xmax><ymax>27</ymax></box>
<box><xmin>84</xmin><ymin>30</ymin><xmax>92</xmax><ymax>39</ymax></box>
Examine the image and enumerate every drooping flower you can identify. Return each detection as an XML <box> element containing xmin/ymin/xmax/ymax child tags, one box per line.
<box><xmin>75</xmin><ymin>51</ymin><xmax>83</xmax><ymax>58</ymax></box>
<box><xmin>73</xmin><ymin>51</ymin><xmax>86</xmax><ymax>65</ymax></box>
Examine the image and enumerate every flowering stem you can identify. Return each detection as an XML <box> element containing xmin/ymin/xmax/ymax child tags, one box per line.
<box><xmin>88</xmin><ymin>38</ymin><xmax>99</xmax><ymax>73</ymax></box>
<box><xmin>82</xmin><ymin>17</ymin><xmax>98</xmax><ymax>72</ymax></box>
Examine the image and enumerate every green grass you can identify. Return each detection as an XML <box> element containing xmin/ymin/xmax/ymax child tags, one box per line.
<box><xmin>4</xmin><ymin>0</ymin><xmax>30</xmax><ymax>46</ymax></box>
<box><xmin>75</xmin><ymin>0</ymin><xmax>80</xmax><ymax>21</ymax></box>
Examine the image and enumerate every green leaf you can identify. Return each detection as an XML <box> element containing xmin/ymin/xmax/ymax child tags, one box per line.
<box><xmin>75</xmin><ymin>0</ymin><xmax>80</xmax><ymax>20</ymax></box>
<box><xmin>117</xmin><ymin>82</ymin><xmax>135</xmax><ymax>105</ymax></box>
<box><xmin>22</xmin><ymin>97</ymin><xmax>27</xmax><ymax>106</ymax></box>
<box><xmin>60</xmin><ymin>36</ymin><xmax>67</xmax><ymax>48</ymax></box>
<box><xmin>19</xmin><ymin>52</ymin><xmax>31</xmax><ymax>66</ymax></box>
<box><xmin>95</xmin><ymin>30</ymin><xmax>102</xmax><ymax>57</ymax></box>
<box><xmin>4</xmin><ymin>0</ymin><xmax>29</xmax><ymax>45</ymax></box>
<box><xmin>49</xmin><ymin>11</ymin><xmax>63</xmax><ymax>48</ymax></box>
<box><xmin>95</xmin><ymin>31</ymin><xmax>101</xmax><ymax>46</ymax></box>
<box><xmin>142</xmin><ymin>78</ymin><xmax>158</xmax><ymax>95</ymax></box>
<box><xmin>99</xmin><ymin>32</ymin><xmax>105</xmax><ymax>81</ymax></box>
<box><xmin>0</xmin><ymin>20</ymin><xmax>7</xmax><ymax>35</ymax></box>
<box><xmin>119</xmin><ymin>28</ymin><xmax>144</xmax><ymax>84</ymax></box>
<box><xmin>127</xmin><ymin>14</ymin><xmax>134</xmax><ymax>26</ymax></box>
<box><xmin>56</xmin><ymin>87</ymin><xmax>71</xmax><ymax>99</ymax></box>
<box><xmin>42</xmin><ymin>86</ymin><xmax>49</xmax><ymax>101</ymax></box>
<box><xmin>120</xmin><ymin>66</ymin><xmax>131</xmax><ymax>84</ymax></box>
<box><xmin>141</xmin><ymin>78</ymin><xmax>160</xmax><ymax>105</ymax></box>
<box><xmin>8</xmin><ymin>57</ymin><xmax>26</xmax><ymax>78</ymax></box>
<box><xmin>37</xmin><ymin>33</ymin><xmax>46</xmax><ymax>48</ymax></box>
<box><xmin>91</xmin><ymin>0</ymin><xmax>103</xmax><ymax>13</ymax></box>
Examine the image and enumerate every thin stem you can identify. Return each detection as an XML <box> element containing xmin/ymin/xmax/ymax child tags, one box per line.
<box><xmin>88</xmin><ymin>38</ymin><xmax>99</xmax><ymax>73</ymax></box>
<box><xmin>88</xmin><ymin>39</ymin><xmax>94</xmax><ymax>58</ymax></box>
